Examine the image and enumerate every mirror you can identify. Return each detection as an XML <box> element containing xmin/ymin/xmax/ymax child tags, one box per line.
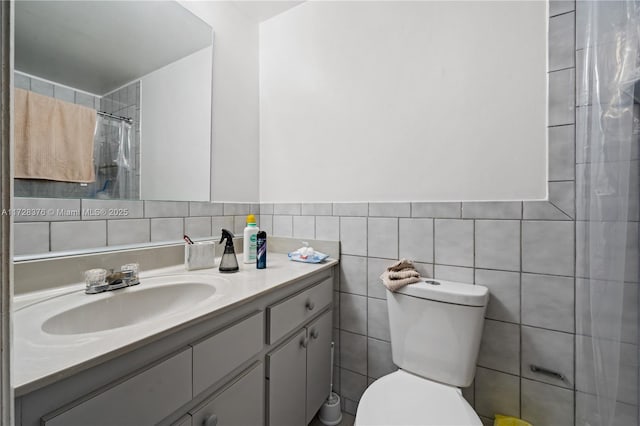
<box><xmin>14</xmin><ymin>0</ymin><xmax>213</xmax><ymax>201</ymax></box>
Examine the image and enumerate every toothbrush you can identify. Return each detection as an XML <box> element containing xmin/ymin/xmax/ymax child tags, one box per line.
<box><xmin>183</xmin><ymin>235</ymin><xmax>194</xmax><ymax>245</ymax></box>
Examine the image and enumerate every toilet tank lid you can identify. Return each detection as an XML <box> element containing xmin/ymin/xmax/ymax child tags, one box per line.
<box><xmin>394</xmin><ymin>279</ymin><xmax>489</xmax><ymax>307</ymax></box>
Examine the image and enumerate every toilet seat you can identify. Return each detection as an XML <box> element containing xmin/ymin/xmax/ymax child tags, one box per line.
<box><xmin>354</xmin><ymin>370</ymin><xmax>481</xmax><ymax>426</ymax></box>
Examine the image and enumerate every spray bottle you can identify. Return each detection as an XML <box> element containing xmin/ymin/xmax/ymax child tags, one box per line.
<box><xmin>218</xmin><ymin>229</ymin><xmax>239</xmax><ymax>273</ymax></box>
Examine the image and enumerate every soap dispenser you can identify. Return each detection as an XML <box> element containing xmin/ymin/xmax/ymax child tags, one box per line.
<box><xmin>219</xmin><ymin>229</ymin><xmax>239</xmax><ymax>273</ymax></box>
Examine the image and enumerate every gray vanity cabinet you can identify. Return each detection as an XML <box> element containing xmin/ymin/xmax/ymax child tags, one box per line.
<box><xmin>190</xmin><ymin>362</ymin><xmax>264</xmax><ymax>426</ymax></box>
<box><xmin>267</xmin><ymin>309</ymin><xmax>333</xmax><ymax>426</ymax></box>
<box><xmin>16</xmin><ymin>266</ymin><xmax>337</xmax><ymax>426</ymax></box>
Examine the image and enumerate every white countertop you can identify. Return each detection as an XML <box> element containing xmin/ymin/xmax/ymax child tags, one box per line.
<box><xmin>13</xmin><ymin>253</ymin><xmax>338</xmax><ymax>395</ymax></box>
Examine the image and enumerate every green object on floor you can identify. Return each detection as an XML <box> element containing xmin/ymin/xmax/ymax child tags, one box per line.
<box><xmin>494</xmin><ymin>414</ymin><xmax>533</xmax><ymax>426</ymax></box>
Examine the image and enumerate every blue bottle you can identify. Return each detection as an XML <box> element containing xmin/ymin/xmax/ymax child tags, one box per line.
<box><xmin>256</xmin><ymin>231</ymin><xmax>267</xmax><ymax>269</ymax></box>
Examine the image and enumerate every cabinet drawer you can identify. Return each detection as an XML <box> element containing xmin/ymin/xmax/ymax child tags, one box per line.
<box><xmin>191</xmin><ymin>363</ymin><xmax>264</xmax><ymax>426</ymax></box>
<box><xmin>192</xmin><ymin>311</ymin><xmax>264</xmax><ymax>396</ymax></box>
<box><xmin>267</xmin><ymin>277</ymin><xmax>332</xmax><ymax>344</ymax></box>
<box><xmin>43</xmin><ymin>348</ymin><xmax>192</xmax><ymax>426</ymax></box>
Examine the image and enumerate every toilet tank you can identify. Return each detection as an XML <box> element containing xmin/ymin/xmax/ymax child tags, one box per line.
<box><xmin>387</xmin><ymin>279</ymin><xmax>489</xmax><ymax>388</ymax></box>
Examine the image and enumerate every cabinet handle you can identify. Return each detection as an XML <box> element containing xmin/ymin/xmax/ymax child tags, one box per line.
<box><xmin>310</xmin><ymin>329</ymin><xmax>319</xmax><ymax>339</ymax></box>
<box><xmin>300</xmin><ymin>337</ymin><xmax>309</xmax><ymax>348</ymax></box>
<box><xmin>203</xmin><ymin>414</ymin><xmax>218</xmax><ymax>426</ymax></box>
<box><xmin>305</xmin><ymin>301</ymin><xmax>315</xmax><ymax>311</ymax></box>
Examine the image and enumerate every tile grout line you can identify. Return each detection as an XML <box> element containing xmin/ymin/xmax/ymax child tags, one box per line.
<box><xmin>572</xmin><ymin>7</ymin><xmax>578</xmax><ymax>422</ymax></box>
<box><xmin>516</xmin><ymin>209</ymin><xmax>524</xmax><ymax>414</ymax></box>
<box><xmin>432</xmin><ymin>218</ymin><xmax>436</xmax><ymax>273</ymax></box>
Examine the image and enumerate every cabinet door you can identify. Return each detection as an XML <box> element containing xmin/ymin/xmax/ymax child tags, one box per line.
<box><xmin>267</xmin><ymin>329</ymin><xmax>307</xmax><ymax>426</ymax></box>
<box><xmin>305</xmin><ymin>310</ymin><xmax>333</xmax><ymax>424</ymax></box>
<box><xmin>191</xmin><ymin>363</ymin><xmax>264</xmax><ymax>426</ymax></box>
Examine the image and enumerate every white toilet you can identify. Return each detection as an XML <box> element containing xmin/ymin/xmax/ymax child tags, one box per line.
<box><xmin>355</xmin><ymin>279</ymin><xmax>489</xmax><ymax>426</ymax></box>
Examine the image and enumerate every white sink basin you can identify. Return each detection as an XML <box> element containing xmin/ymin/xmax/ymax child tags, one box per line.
<box><xmin>33</xmin><ymin>274</ymin><xmax>226</xmax><ymax>335</ymax></box>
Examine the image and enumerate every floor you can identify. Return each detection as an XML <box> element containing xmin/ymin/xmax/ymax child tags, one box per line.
<box><xmin>309</xmin><ymin>412</ymin><xmax>356</xmax><ymax>426</ymax></box>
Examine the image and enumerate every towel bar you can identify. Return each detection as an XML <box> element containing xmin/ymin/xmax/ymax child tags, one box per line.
<box><xmin>530</xmin><ymin>364</ymin><xmax>566</xmax><ymax>382</ymax></box>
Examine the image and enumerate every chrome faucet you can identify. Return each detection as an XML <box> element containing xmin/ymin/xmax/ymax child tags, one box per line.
<box><xmin>85</xmin><ymin>264</ymin><xmax>140</xmax><ymax>294</ymax></box>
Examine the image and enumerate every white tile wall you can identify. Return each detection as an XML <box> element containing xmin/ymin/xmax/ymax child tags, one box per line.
<box><xmin>184</xmin><ymin>217</ymin><xmax>213</xmax><ymax>239</ymax></box>
<box><xmin>14</xmin><ymin>223</ymin><xmax>49</xmax><ymax>255</ymax></box>
<box><xmin>475</xmin><ymin>367</ymin><xmax>520</xmax><ymax>419</ymax></box>
<box><xmin>292</xmin><ymin>215</ymin><xmax>315</xmax><ymax>239</ymax></box>
<box><xmin>340</xmin><ymin>255</ymin><xmax>367</xmax><ymax>296</ymax></box>
<box><xmin>521</xmin><ymin>326</ymin><xmax>575</xmax><ymax>389</ymax></box>
<box><xmin>51</xmin><ymin>221</ymin><xmax>106</xmax><ymax>251</ymax></box>
<box><xmin>475</xmin><ymin>220</ymin><xmax>521</xmax><ymax>271</ymax></box>
<box><xmin>521</xmin><ymin>379</ymin><xmax>574</xmax><ymax>425</ymax></box>
<box><xmin>150</xmin><ymin>218</ymin><xmax>183</xmax><ymax>242</ymax></box>
<box><xmin>478</xmin><ymin>320</ymin><xmax>520</xmax><ymax>375</ymax></box>
<box><xmin>340</xmin><ymin>217</ymin><xmax>367</xmax><ymax>256</ymax></box>
<box><xmin>475</xmin><ymin>269</ymin><xmax>520</xmax><ymax>323</ymax></box>
<box><xmin>521</xmin><ymin>273</ymin><xmax>574</xmax><ymax>332</ymax></box>
<box><xmin>367</xmin><ymin>218</ymin><xmax>398</xmax><ymax>259</ymax></box>
<box><xmin>107</xmin><ymin>219</ymin><xmax>150</xmax><ymax>246</ymax></box>
<box><xmin>398</xmin><ymin>218</ymin><xmax>433</xmax><ymax>263</ymax></box>
<box><xmin>434</xmin><ymin>219</ymin><xmax>474</xmax><ymax>267</ymax></box>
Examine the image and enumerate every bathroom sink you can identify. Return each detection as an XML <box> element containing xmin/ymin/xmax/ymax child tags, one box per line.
<box><xmin>39</xmin><ymin>275</ymin><xmax>225</xmax><ymax>335</ymax></box>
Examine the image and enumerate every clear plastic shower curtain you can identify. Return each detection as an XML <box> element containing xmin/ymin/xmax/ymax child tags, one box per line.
<box><xmin>93</xmin><ymin>115</ymin><xmax>135</xmax><ymax>199</ymax></box>
<box><xmin>575</xmin><ymin>1</ymin><xmax>640</xmax><ymax>425</ymax></box>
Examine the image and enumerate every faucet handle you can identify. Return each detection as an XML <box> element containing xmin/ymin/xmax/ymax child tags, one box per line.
<box><xmin>84</xmin><ymin>268</ymin><xmax>108</xmax><ymax>294</ymax></box>
<box><xmin>120</xmin><ymin>263</ymin><xmax>140</xmax><ymax>285</ymax></box>
<box><xmin>121</xmin><ymin>263</ymin><xmax>139</xmax><ymax>273</ymax></box>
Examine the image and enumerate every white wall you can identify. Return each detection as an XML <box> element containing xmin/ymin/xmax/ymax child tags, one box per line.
<box><xmin>180</xmin><ymin>1</ymin><xmax>260</xmax><ymax>203</ymax></box>
<box><xmin>259</xmin><ymin>1</ymin><xmax>548</xmax><ymax>202</ymax></box>
<box><xmin>141</xmin><ymin>46</ymin><xmax>212</xmax><ymax>201</ymax></box>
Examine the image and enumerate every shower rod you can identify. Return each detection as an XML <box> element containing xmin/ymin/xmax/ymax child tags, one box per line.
<box><xmin>97</xmin><ymin>110</ymin><xmax>133</xmax><ymax>124</ymax></box>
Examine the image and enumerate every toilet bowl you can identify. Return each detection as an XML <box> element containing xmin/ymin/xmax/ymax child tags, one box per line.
<box><xmin>354</xmin><ymin>278</ymin><xmax>489</xmax><ymax>426</ymax></box>
<box><xmin>355</xmin><ymin>370</ymin><xmax>480</xmax><ymax>426</ymax></box>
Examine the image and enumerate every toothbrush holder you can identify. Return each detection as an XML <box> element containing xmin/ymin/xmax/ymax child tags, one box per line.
<box><xmin>185</xmin><ymin>241</ymin><xmax>216</xmax><ymax>271</ymax></box>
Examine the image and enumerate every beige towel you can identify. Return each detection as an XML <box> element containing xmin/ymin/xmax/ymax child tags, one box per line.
<box><xmin>388</xmin><ymin>268</ymin><xmax>421</xmax><ymax>280</ymax></box>
<box><xmin>387</xmin><ymin>259</ymin><xmax>416</xmax><ymax>272</ymax></box>
<box><xmin>15</xmin><ymin>88</ymin><xmax>96</xmax><ymax>183</ymax></box>
<box><xmin>380</xmin><ymin>259</ymin><xmax>422</xmax><ymax>292</ymax></box>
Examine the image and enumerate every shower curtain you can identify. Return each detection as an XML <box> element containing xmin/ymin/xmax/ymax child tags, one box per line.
<box><xmin>92</xmin><ymin>114</ymin><xmax>135</xmax><ymax>199</ymax></box>
<box><xmin>575</xmin><ymin>1</ymin><xmax>640</xmax><ymax>425</ymax></box>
